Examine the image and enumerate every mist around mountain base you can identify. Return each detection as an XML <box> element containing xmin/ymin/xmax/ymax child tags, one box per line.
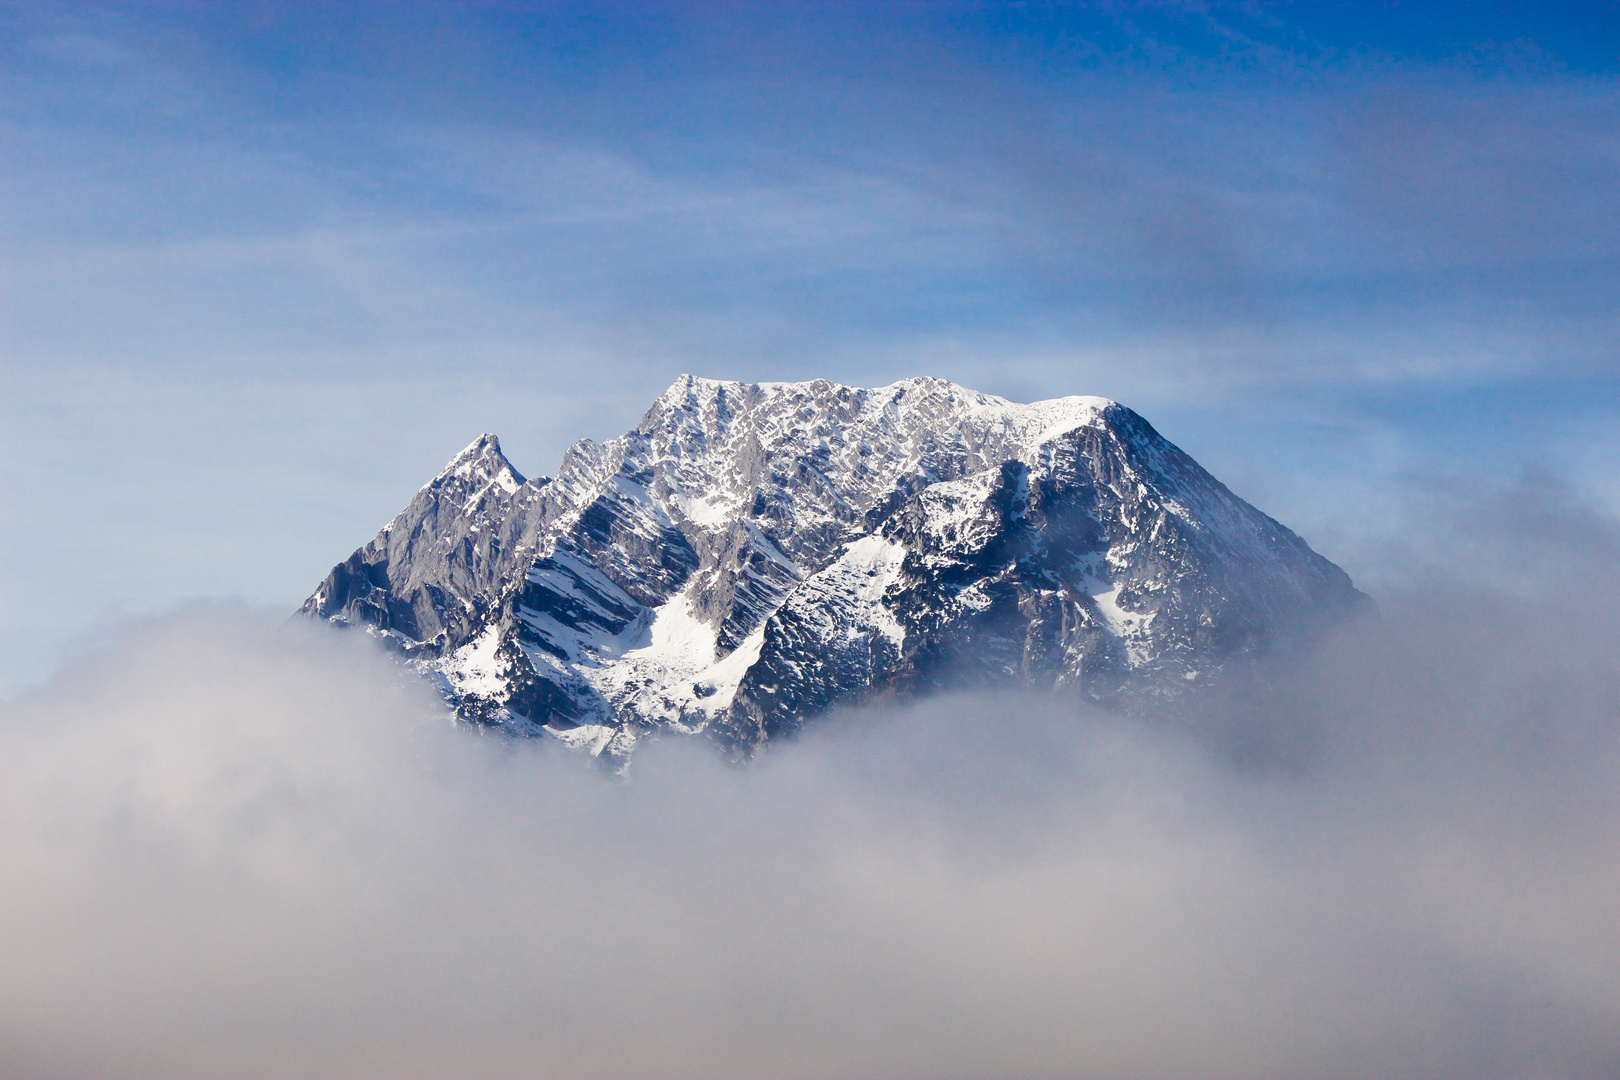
<box><xmin>1</xmin><ymin>474</ymin><xmax>1616</xmax><ymax>1080</ymax></box>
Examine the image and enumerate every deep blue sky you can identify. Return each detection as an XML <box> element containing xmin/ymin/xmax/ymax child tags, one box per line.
<box><xmin>3</xmin><ymin>1</ymin><xmax>1617</xmax><ymax>693</ymax></box>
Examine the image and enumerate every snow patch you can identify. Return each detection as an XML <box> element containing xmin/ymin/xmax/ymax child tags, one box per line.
<box><xmin>437</xmin><ymin>622</ymin><xmax>506</xmax><ymax>697</ymax></box>
<box><xmin>1086</xmin><ymin>581</ymin><xmax>1156</xmax><ymax>667</ymax></box>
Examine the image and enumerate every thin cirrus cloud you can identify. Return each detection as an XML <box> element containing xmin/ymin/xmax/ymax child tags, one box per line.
<box><xmin>5</xmin><ymin>4</ymin><xmax>1616</xmax><ymax>382</ymax></box>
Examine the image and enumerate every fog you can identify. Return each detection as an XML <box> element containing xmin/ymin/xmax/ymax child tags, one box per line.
<box><xmin>2</xmin><ymin>477</ymin><xmax>1617</xmax><ymax>1080</ymax></box>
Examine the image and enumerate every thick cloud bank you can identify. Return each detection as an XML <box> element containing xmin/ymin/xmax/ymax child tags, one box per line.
<box><xmin>2</xmin><ymin>481</ymin><xmax>1618</xmax><ymax>1080</ymax></box>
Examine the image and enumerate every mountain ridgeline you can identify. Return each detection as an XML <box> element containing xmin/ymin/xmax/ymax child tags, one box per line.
<box><xmin>302</xmin><ymin>376</ymin><xmax>1372</xmax><ymax>759</ymax></box>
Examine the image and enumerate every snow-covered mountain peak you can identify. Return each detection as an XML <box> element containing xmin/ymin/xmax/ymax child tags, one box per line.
<box><xmin>304</xmin><ymin>376</ymin><xmax>1369</xmax><ymax>759</ymax></box>
<box><xmin>428</xmin><ymin>433</ymin><xmax>527</xmax><ymax>494</ymax></box>
<box><xmin>643</xmin><ymin>374</ymin><xmax>1117</xmax><ymax>443</ymax></box>
<box><xmin>617</xmin><ymin>375</ymin><xmax>1124</xmax><ymax>535</ymax></box>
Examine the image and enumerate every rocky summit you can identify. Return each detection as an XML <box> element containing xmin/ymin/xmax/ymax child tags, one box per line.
<box><xmin>302</xmin><ymin>375</ymin><xmax>1369</xmax><ymax>759</ymax></box>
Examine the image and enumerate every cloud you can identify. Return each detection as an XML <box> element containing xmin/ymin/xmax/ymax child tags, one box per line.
<box><xmin>6</xmin><ymin>4</ymin><xmax>1616</xmax><ymax>386</ymax></box>
<box><xmin>3</xmin><ymin>479</ymin><xmax>1619</xmax><ymax>1080</ymax></box>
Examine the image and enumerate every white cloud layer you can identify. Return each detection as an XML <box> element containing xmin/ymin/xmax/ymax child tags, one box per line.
<box><xmin>2</xmin><ymin>479</ymin><xmax>1618</xmax><ymax>1080</ymax></box>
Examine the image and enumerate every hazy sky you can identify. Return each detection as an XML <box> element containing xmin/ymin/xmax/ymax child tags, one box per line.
<box><xmin>1</xmin><ymin>2</ymin><xmax>1617</xmax><ymax>688</ymax></box>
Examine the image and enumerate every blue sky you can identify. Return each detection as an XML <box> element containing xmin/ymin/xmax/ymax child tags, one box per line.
<box><xmin>3</xmin><ymin>1</ymin><xmax>1618</xmax><ymax>694</ymax></box>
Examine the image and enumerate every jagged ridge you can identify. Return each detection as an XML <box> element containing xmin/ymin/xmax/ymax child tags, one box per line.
<box><xmin>302</xmin><ymin>375</ymin><xmax>1368</xmax><ymax>757</ymax></box>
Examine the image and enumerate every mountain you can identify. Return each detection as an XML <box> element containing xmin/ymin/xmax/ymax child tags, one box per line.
<box><xmin>302</xmin><ymin>375</ymin><xmax>1369</xmax><ymax>759</ymax></box>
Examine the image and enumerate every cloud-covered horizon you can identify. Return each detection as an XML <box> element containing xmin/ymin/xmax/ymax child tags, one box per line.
<box><xmin>3</xmin><ymin>472</ymin><xmax>1616</xmax><ymax>1080</ymax></box>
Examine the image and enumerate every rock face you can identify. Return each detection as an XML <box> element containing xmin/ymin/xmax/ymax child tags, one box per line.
<box><xmin>302</xmin><ymin>376</ymin><xmax>1369</xmax><ymax>757</ymax></box>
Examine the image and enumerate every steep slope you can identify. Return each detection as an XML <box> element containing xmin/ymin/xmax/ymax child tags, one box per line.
<box><xmin>303</xmin><ymin>376</ymin><xmax>1368</xmax><ymax>757</ymax></box>
<box><xmin>300</xmin><ymin>435</ymin><xmax>552</xmax><ymax>654</ymax></box>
